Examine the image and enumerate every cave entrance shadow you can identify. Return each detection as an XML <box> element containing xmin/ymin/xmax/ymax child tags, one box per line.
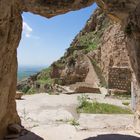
<box><xmin>84</xmin><ymin>134</ymin><xmax>140</xmax><ymax>140</ymax></box>
<box><xmin>18</xmin><ymin>131</ymin><xmax>44</xmax><ymax>140</ymax></box>
<box><xmin>5</xmin><ymin>129</ymin><xmax>44</xmax><ymax>140</ymax></box>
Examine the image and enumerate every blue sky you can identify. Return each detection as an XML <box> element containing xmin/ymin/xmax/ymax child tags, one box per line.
<box><xmin>18</xmin><ymin>3</ymin><xmax>97</xmax><ymax>67</ymax></box>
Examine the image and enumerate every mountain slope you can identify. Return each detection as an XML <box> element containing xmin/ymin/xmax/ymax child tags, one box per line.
<box><xmin>17</xmin><ymin>8</ymin><xmax>130</xmax><ymax>94</ymax></box>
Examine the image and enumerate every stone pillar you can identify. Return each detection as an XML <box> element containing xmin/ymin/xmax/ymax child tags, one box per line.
<box><xmin>131</xmin><ymin>75</ymin><xmax>136</xmax><ymax>112</ymax></box>
<box><xmin>0</xmin><ymin>0</ymin><xmax>22</xmax><ymax>138</ymax></box>
<box><xmin>122</xmin><ymin>1</ymin><xmax>140</xmax><ymax>133</ymax></box>
<box><xmin>132</xmin><ymin>75</ymin><xmax>140</xmax><ymax>134</ymax></box>
<box><xmin>131</xmin><ymin>74</ymin><xmax>140</xmax><ymax>133</ymax></box>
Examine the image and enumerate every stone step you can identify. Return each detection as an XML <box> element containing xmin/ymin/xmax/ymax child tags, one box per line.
<box><xmin>69</xmin><ymin>82</ymin><xmax>100</xmax><ymax>94</ymax></box>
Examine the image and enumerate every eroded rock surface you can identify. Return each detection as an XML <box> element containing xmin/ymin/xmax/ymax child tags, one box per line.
<box><xmin>0</xmin><ymin>0</ymin><xmax>22</xmax><ymax>138</ymax></box>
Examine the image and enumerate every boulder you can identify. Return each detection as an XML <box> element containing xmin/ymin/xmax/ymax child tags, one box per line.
<box><xmin>15</xmin><ymin>92</ymin><xmax>23</xmax><ymax>100</ymax></box>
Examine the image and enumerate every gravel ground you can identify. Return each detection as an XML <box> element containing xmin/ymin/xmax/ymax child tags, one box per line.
<box><xmin>16</xmin><ymin>93</ymin><xmax>140</xmax><ymax>140</ymax></box>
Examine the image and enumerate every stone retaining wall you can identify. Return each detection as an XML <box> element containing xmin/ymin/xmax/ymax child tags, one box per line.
<box><xmin>108</xmin><ymin>67</ymin><xmax>131</xmax><ymax>91</ymax></box>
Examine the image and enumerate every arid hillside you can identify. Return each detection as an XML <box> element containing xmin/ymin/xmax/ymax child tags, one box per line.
<box><xmin>17</xmin><ymin>8</ymin><xmax>131</xmax><ymax>94</ymax></box>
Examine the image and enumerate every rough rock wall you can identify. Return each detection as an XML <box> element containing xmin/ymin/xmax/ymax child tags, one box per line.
<box><xmin>100</xmin><ymin>23</ymin><xmax>130</xmax><ymax>81</ymax></box>
<box><xmin>72</xmin><ymin>9</ymin><xmax>131</xmax><ymax>87</ymax></box>
<box><xmin>21</xmin><ymin>0</ymin><xmax>95</xmax><ymax>18</ymax></box>
<box><xmin>96</xmin><ymin>0</ymin><xmax>140</xmax><ymax>82</ymax></box>
<box><xmin>96</xmin><ymin>0</ymin><xmax>140</xmax><ymax>133</ymax></box>
<box><xmin>59</xmin><ymin>52</ymin><xmax>90</xmax><ymax>85</ymax></box>
<box><xmin>126</xmin><ymin>3</ymin><xmax>140</xmax><ymax>133</ymax></box>
<box><xmin>0</xmin><ymin>0</ymin><xmax>22</xmax><ymax>138</ymax></box>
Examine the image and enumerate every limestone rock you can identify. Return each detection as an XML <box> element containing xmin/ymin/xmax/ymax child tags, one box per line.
<box><xmin>15</xmin><ymin>92</ymin><xmax>23</xmax><ymax>100</ymax></box>
<box><xmin>0</xmin><ymin>0</ymin><xmax>22</xmax><ymax>138</ymax></box>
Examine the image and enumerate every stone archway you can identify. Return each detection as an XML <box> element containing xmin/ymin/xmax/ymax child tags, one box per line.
<box><xmin>0</xmin><ymin>0</ymin><xmax>140</xmax><ymax>138</ymax></box>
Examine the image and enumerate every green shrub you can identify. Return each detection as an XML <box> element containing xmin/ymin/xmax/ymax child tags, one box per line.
<box><xmin>22</xmin><ymin>86</ymin><xmax>30</xmax><ymax>93</ymax></box>
<box><xmin>27</xmin><ymin>87</ymin><xmax>36</xmax><ymax>94</ymax></box>
<box><xmin>77</xmin><ymin>95</ymin><xmax>132</xmax><ymax>114</ymax></box>
<box><xmin>68</xmin><ymin>119</ymin><xmax>79</xmax><ymax>126</ymax></box>
<box><xmin>113</xmin><ymin>92</ymin><xmax>131</xmax><ymax>100</ymax></box>
<box><xmin>55</xmin><ymin>62</ymin><xmax>65</xmax><ymax>69</ymax></box>
<box><xmin>122</xmin><ymin>101</ymin><xmax>130</xmax><ymax>106</ymax></box>
<box><xmin>84</xmin><ymin>42</ymin><xmax>98</xmax><ymax>53</ymax></box>
<box><xmin>68</xmin><ymin>57</ymin><xmax>76</xmax><ymax>67</ymax></box>
<box><xmin>77</xmin><ymin>94</ymin><xmax>89</xmax><ymax>108</ymax></box>
<box><xmin>37</xmin><ymin>78</ymin><xmax>54</xmax><ymax>85</ymax></box>
<box><xmin>55</xmin><ymin>78</ymin><xmax>63</xmax><ymax>85</ymax></box>
<box><xmin>37</xmin><ymin>66</ymin><xmax>54</xmax><ymax>86</ymax></box>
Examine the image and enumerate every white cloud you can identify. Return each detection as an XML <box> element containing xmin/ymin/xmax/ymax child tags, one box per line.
<box><xmin>23</xmin><ymin>22</ymin><xmax>33</xmax><ymax>38</ymax></box>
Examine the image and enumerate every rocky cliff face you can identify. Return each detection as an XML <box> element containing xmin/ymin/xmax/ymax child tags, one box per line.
<box><xmin>17</xmin><ymin>8</ymin><xmax>130</xmax><ymax>94</ymax></box>
<box><xmin>0</xmin><ymin>0</ymin><xmax>22</xmax><ymax>138</ymax></box>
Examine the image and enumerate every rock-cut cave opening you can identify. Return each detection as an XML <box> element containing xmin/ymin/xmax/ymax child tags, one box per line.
<box><xmin>1</xmin><ymin>0</ymin><xmax>140</xmax><ymax>139</ymax></box>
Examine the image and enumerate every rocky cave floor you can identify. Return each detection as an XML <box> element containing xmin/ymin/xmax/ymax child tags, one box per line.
<box><xmin>16</xmin><ymin>93</ymin><xmax>140</xmax><ymax>140</ymax></box>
